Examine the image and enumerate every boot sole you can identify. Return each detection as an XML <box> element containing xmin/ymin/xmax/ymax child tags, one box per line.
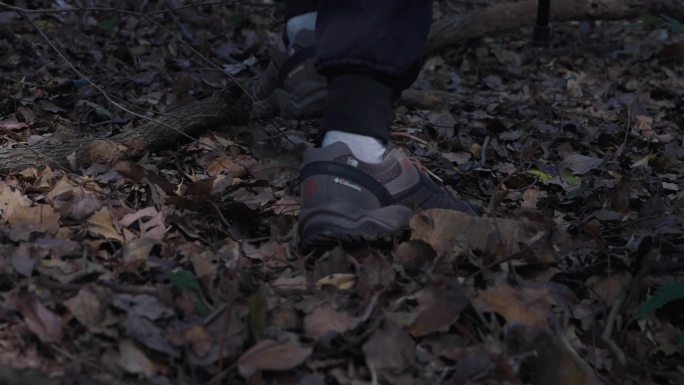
<box><xmin>299</xmin><ymin>202</ymin><xmax>413</xmax><ymax>248</ymax></box>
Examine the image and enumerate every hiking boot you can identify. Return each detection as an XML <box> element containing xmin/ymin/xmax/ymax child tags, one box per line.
<box><xmin>248</xmin><ymin>29</ymin><xmax>326</xmax><ymax>119</ymax></box>
<box><xmin>299</xmin><ymin>142</ymin><xmax>477</xmax><ymax>247</ymax></box>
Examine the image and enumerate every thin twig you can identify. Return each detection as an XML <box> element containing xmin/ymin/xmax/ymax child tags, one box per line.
<box><xmin>390</xmin><ymin>131</ymin><xmax>429</xmax><ymax>145</ymax></box>
<box><xmin>601</xmin><ymin>280</ymin><xmax>630</xmax><ymax>366</ymax></box>
<box><xmin>612</xmin><ymin>106</ymin><xmax>632</xmax><ymax>161</ymax></box>
<box><xmin>17</xmin><ymin>10</ymin><xmax>209</xmax><ymax>144</ymax></box>
<box><xmin>480</xmin><ymin>135</ymin><xmax>491</xmax><ymax>167</ymax></box>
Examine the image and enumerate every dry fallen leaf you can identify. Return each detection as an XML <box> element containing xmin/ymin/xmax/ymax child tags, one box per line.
<box><xmin>587</xmin><ymin>272</ymin><xmax>632</xmax><ymax>305</ymax></box>
<box><xmin>87</xmin><ymin>207</ymin><xmax>124</xmax><ymax>242</ymax></box>
<box><xmin>561</xmin><ymin>153</ymin><xmax>603</xmax><ymax>175</ymax></box>
<box><xmin>506</xmin><ymin>325</ymin><xmax>603</xmax><ymax>385</ymax></box>
<box><xmin>409</xmin><ymin>281</ymin><xmax>470</xmax><ymax>337</ymax></box>
<box><xmin>119</xmin><ymin>206</ymin><xmax>166</xmax><ymax>241</ymax></box>
<box><xmin>363</xmin><ymin>321</ymin><xmax>415</xmax><ymax>376</ymax></box>
<box><xmin>304</xmin><ymin>303</ymin><xmax>356</xmax><ymax>340</ymax></box>
<box><xmin>237</xmin><ymin>339</ymin><xmax>312</xmax><ymax>378</ymax></box>
<box><xmin>63</xmin><ymin>284</ymin><xmax>109</xmax><ymax>332</ymax></box>
<box><xmin>121</xmin><ymin>238</ymin><xmax>160</xmax><ymax>271</ymax></box>
<box><xmin>315</xmin><ymin>273</ymin><xmax>356</xmax><ymax>290</ymax></box>
<box><xmin>118</xmin><ymin>339</ymin><xmax>157</xmax><ymax>377</ymax></box>
<box><xmin>7</xmin><ymin>289</ymin><xmax>63</xmax><ymax>343</ymax></box>
<box><xmin>410</xmin><ymin>209</ymin><xmax>559</xmax><ymax>263</ymax></box>
<box><xmin>477</xmin><ymin>284</ymin><xmax>554</xmax><ymax>326</ymax></box>
<box><xmin>112</xmin><ymin>293</ymin><xmax>173</xmax><ymax>321</ymax></box>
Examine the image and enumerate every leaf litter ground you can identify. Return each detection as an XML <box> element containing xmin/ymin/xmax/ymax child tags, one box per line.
<box><xmin>0</xmin><ymin>1</ymin><xmax>683</xmax><ymax>385</ymax></box>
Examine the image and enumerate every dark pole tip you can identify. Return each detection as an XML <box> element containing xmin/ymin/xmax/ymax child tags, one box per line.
<box><xmin>533</xmin><ymin>25</ymin><xmax>551</xmax><ymax>45</ymax></box>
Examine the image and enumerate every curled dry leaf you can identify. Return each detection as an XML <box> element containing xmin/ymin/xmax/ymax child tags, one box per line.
<box><xmin>410</xmin><ymin>209</ymin><xmax>560</xmax><ymax>263</ymax></box>
<box><xmin>315</xmin><ymin>273</ymin><xmax>356</xmax><ymax>290</ymax></box>
<box><xmin>119</xmin><ymin>206</ymin><xmax>165</xmax><ymax>241</ymax></box>
<box><xmin>237</xmin><ymin>339</ymin><xmax>312</xmax><ymax>378</ymax></box>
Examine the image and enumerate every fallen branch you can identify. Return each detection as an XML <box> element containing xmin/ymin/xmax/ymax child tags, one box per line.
<box><xmin>427</xmin><ymin>0</ymin><xmax>684</xmax><ymax>53</ymax></box>
<box><xmin>0</xmin><ymin>90</ymin><xmax>250</xmax><ymax>173</ymax></box>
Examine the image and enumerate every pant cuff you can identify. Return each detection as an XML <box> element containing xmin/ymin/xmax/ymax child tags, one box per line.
<box><xmin>321</xmin><ymin>72</ymin><xmax>394</xmax><ymax>143</ymax></box>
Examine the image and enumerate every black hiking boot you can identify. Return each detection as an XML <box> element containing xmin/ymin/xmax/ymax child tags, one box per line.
<box><xmin>299</xmin><ymin>142</ymin><xmax>477</xmax><ymax>248</ymax></box>
<box><xmin>248</xmin><ymin>29</ymin><xmax>326</xmax><ymax>119</ymax></box>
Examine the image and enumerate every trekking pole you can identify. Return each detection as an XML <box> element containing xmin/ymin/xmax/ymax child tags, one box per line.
<box><xmin>533</xmin><ymin>0</ymin><xmax>551</xmax><ymax>45</ymax></box>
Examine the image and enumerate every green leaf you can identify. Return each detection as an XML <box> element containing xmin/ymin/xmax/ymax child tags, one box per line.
<box><xmin>634</xmin><ymin>281</ymin><xmax>684</xmax><ymax>319</ymax></box>
<box><xmin>99</xmin><ymin>18</ymin><xmax>118</xmax><ymax>30</ymax></box>
<box><xmin>169</xmin><ymin>269</ymin><xmax>210</xmax><ymax>316</ymax></box>
<box><xmin>226</xmin><ymin>13</ymin><xmax>244</xmax><ymax>28</ymax></box>
<box><xmin>527</xmin><ymin>170</ymin><xmax>553</xmax><ymax>184</ymax></box>
<box><xmin>678</xmin><ymin>335</ymin><xmax>684</xmax><ymax>351</ymax></box>
<box><xmin>561</xmin><ymin>168</ymin><xmax>582</xmax><ymax>187</ymax></box>
<box><xmin>640</xmin><ymin>14</ymin><xmax>660</xmax><ymax>30</ymax></box>
<box><xmin>248</xmin><ymin>292</ymin><xmax>267</xmax><ymax>340</ymax></box>
<box><xmin>659</xmin><ymin>15</ymin><xmax>684</xmax><ymax>33</ymax></box>
<box><xmin>169</xmin><ymin>269</ymin><xmax>203</xmax><ymax>292</ymax></box>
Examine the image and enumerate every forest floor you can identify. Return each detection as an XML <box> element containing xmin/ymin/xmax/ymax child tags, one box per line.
<box><xmin>0</xmin><ymin>1</ymin><xmax>683</xmax><ymax>385</ymax></box>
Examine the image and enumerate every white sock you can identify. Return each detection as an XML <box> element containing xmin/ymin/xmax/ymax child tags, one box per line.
<box><xmin>323</xmin><ymin>130</ymin><xmax>386</xmax><ymax>164</ymax></box>
<box><xmin>286</xmin><ymin>12</ymin><xmax>317</xmax><ymax>49</ymax></box>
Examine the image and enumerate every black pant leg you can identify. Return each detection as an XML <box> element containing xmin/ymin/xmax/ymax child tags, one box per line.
<box><xmin>315</xmin><ymin>0</ymin><xmax>433</xmax><ymax>142</ymax></box>
<box><xmin>285</xmin><ymin>0</ymin><xmax>318</xmax><ymax>20</ymax></box>
<box><xmin>315</xmin><ymin>0</ymin><xmax>433</xmax><ymax>91</ymax></box>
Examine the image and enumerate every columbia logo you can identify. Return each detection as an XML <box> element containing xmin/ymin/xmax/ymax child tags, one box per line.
<box><xmin>333</xmin><ymin>177</ymin><xmax>362</xmax><ymax>192</ymax></box>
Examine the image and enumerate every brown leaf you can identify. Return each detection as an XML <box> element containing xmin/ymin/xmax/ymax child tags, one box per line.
<box><xmin>87</xmin><ymin>207</ymin><xmax>124</xmax><ymax>242</ymax></box>
<box><xmin>363</xmin><ymin>321</ymin><xmax>415</xmax><ymax>375</ymax></box>
<box><xmin>394</xmin><ymin>240</ymin><xmax>436</xmax><ymax>275</ymax></box>
<box><xmin>7</xmin><ymin>290</ymin><xmax>63</xmax><ymax>343</ymax></box>
<box><xmin>304</xmin><ymin>304</ymin><xmax>356</xmax><ymax>340</ymax></box>
<box><xmin>410</xmin><ymin>209</ymin><xmax>559</xmax><ymax>263</ymax></box>
<box><xmin>184</xmin><ymin>177</ymin><xmax>215</xmax><ymax>196</ymax></box>
<box><xmin>237</xmin><ymin>339</ymin><xmax>312</xmax><ymax>378</ymax></box>
<box><xmin>587</xmin><ymin>272</ymin><xmax>632</xmax><ymax>305</ymax></box>
<box><xmin>112</xmin><ymin>161</ymin><xmax>176</xmax><ymax>194</ymax></box>
<box><xmin>63</xmin><ymin>284</ymin><xmax>109</xmax><ymax>332</ymax></box>
<box><xmin>119</xmin><ymin>206</ymin><xmax>166</xmax><ymax>240</ymax></box>
<box><xmin>477</xmin><ymin>284</ymin><xmax>554</xmax><ymax>326</ymax></box>
<box><xmin>409</xmin><ymin>281</ymin><xmax>469</xmax><ymax>337</ymax></box>
<box><xmin>12</xmin><ymin>243</ymin><xmax>47</xmax><ymax>277</ymax></box>
<box><xmin>118</xmin><ymin>339</ymin><xmax>157</xmax><ymax>377</ymax></box>
<box><xmin>182</xmin><ymin>325</ymin><xmax>213</xmax><ymax>357</ymax></box>
<box><xmin>121</xmin><ymin>238</ymin><xmax>160</xmax><ymax>271</ymax></box>
<box><xmin>122</xmin><ymin>314</ymin><xmax>180</xmax><ymax>357</ymax></box>
<box><xmin>506</xmin><ymin>325</ymin><xmax>603</xmax><ymax>385</ymax></box>
<box><xmin>356</xmin><ymin>252</ymin><xmax>395</xmax><ymax>297</ymax></box>
<box><xmin>112</xmin><ymin>293</ymin><xmax>173</xmax><ymax>321</ymax></box>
